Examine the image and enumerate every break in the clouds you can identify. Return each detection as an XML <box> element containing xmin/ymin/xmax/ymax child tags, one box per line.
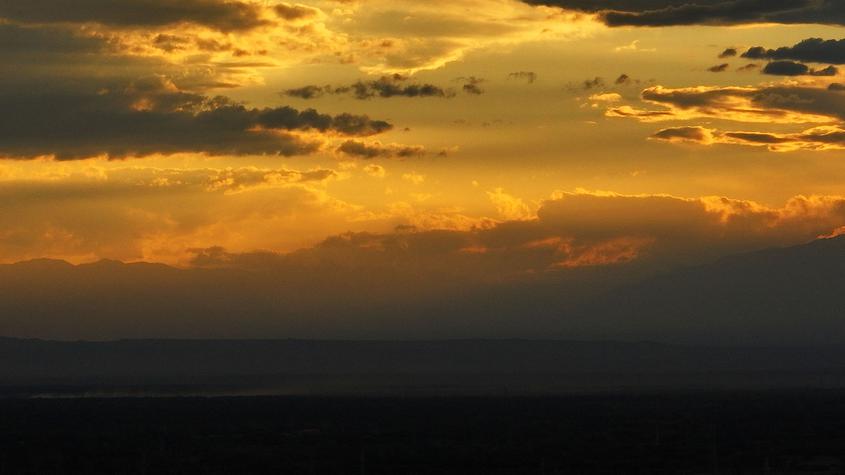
<box><xmin>0</xmin><ymin>77</ymin><xmax>393</xmax><ymax>160</ymax></box>
<box><xmin>525</xmin><ymin>0</ymin><xmax>845</xmax><ymax>27</ymax></box>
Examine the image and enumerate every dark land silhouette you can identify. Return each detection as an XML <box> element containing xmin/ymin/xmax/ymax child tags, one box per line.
<box><xmin>2</xmin><ymin>235</ymin><xmax>845</xmax><ymax>344</ymax></box>
<box><xmin>3</xmin><ymin>237</ymin><xmax>845</xmax><ymax>473</ymax></box>
<box><xmin>4</xmin><ymin>393</ymin><xmax>845</xmax><ymax>474</ymax></box>
<box><xmin>5</xmin><ymin>338</ymin><xmax>845</xmax><ymax>397</ymax></box>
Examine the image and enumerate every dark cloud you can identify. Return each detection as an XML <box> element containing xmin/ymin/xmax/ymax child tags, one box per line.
<box><xmin>708</xmin><ymin>63</ymin><xmax>729</xmax><ymax>73</ymax></box>
<box><xmin>0</xmin><ymin>20</ymin><xmax>272</xmax><ymax>94</ymax></box>
<box><xmin>761</xmin><ymin>61</ymin><xmax>838</xmax><ymax>76</ymax></box>
<box><xmin>737</xmin><ymin>63</ymin><xmax>759</xmax><ymax>72</ymax></box>
<box><xmin>742</xmin><ymin>38</ymin><xmax>845</xmax><ymax>65</ymax></box>
<box><xmin>336</xmin><ymin>140</ymin><xmax>425</xmax><ymax>159</ymax></box>
<box><xmin>762</xmin><ymin>61</ymin><xmax>809</xmax><ymax>76</ymax></box>
<box><xmin>283</xmin><ymin>85</ymin><xmax>328</xmax><ymax>99</ymax></box>
<box><xmin>811</xmin><ymin>65</ymin><xmax>839</xmax><ymax>76</ymax></box>
<box><xmin>652</xmin><ymin>125</ymin><xmax>845</xmax><ymax>152</ymax></box>
<box><xmin>724</xmin><ymin>127</ymin><xmax>845</xmax><ymax>151</ymax></box>
<box><xmin>636</xmin><ymin>84</ymin><xmax>845</xmax><ymax>122</ymax></box>
<box><xmin>719</xmin><ymin>48</ymin><xmax>737</xmax><ymax>58</ymax></box>
<box><xmin>568</xmin><ymin>74</ymin><xmax>642</xmax><ymax>93</ymax></box>
<box><xmin>583</xmin><ymin>77</ymin><xmax>606</xmax><ymax>89</ymax></box>
<box><xmin>508</xmin><ymin>71</ymin><xmax>537</xmax><ymax>83</ymax></box>
<box><xmin>463</xmin><ymin>83</ymin><xmax>484</xmax><ymax>95</ymax></box>
<box><xmin>722</xmin><ymin>131</ymin><xmax>795</xmax><ymax>145</ymax></box>
<box><xmin>0</xmin><ymin>78</ymin><xmax>392</xmax><ymax>159</ymax></box>
<box><xmin>283</xmin><ymin>75</ymin><xmax>456</xmax><ymax>100</ymax></box>
<box><xmin>652</xmin><ymin>126</ymin><xmax>712</xmax><ymax>143</ymax></box>
<box><xmin>273</xmin><ymin>3</ymin><xmax>319</xmax><ymax>21</ymax></box>
<box><xmin>458</xmin><ymin>76</ymin><xmax>485</xmax><ymax>95</ymax></box>
<box><xmin>334</xmin><ymin>74</ymin><xmax>453</xmax><ymax>99</ymax></box>
<box><xmin>0</xmin><ymin>0</ymin><xmax>270</xmax><ymax>31</ymax></box>
<box><xmin>0</xmin><ymin>23</ymin><xmax>105</xmax><ymax>56</ymax></box>
<box><xmin>829</xmin><ymin>83</ymin><xmax>845</xmax><ymax>91</ymax></box>
<box><xmin>523</xmin><ymin>0</ymin><xmax>845</xmax><ymax>27</ymax></box>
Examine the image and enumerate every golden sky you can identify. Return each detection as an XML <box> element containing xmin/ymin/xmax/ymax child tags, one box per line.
<box><xmin>3</xmin><ymin>0</ymin><xmax>845</xmax><ymax>272</ymax></box>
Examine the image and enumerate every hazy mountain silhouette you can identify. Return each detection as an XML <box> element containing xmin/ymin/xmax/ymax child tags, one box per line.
<box><xmin>584</xmin><ymin>235</ymin><xmax>845</xmax><ymax>345</ymax></box>
<box><xmin>1</xmin><ymin>236</ymin><xmax>844</xmax><ymax>345</ymax></box>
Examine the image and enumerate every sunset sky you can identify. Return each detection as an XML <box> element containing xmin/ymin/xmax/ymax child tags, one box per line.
<box><xmin>3</xmin><ymin>1</ymin><xmax>845</xmax><ymax>340</ymax></box>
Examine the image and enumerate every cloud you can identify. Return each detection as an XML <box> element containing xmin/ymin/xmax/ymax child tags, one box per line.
<box><xmin>283</xmin><ymin>75</ymin><xmax>455</xmax><ymax>100</ymax></box>
<box><xmin>523</xmin><ymin>0</ymin><xmax>845</xmax><ymax>27</ymax></box>
<box><xmin>607</xmin><ymin>83</ymin><xmax>845</xmax><ymax>151</ymax></box>
<box><xmin>651</xmin><ymin>126</ymin><xmax>715</xmax><ymax>144</ymax></box>
<box><xmin>0</xmin><ymin>78</ymin><xmax>393</xmax><ymax>159</ymax></box>
<box><xmin>812</xmin><ymin>66</ymin><xmax>840</xmax><ymax>76</ymax></box>
<box><xmin>762</xmin><ymin>60</ymin><xmax>810</xmax><ymax>76</ymax></box>
<box><xmin>708</xmin><ymin>63</ymin><xmax>729</xmax><ymax>73</ymax></box>
<box><xmin>4</xmin><ymin>190</ymin><xmax>845</xmax><ymax>341</ymax></box>
<box><xmin>719</xmin><ymin>48</ymin><xmax>737</xmax><ymax>58</ymax></box>
<box><xmin>615</xmin><ymin>74</ymin><xmax>633</xmax><ymax>85</ymax></box>
<box><xmin>759</xmin><ymin>61</ymin><xmax>837</xmax><ymax>77</ymax></box>
<box><xmin>6</xmin><ymin>186</ymin><xmax>845</xmax><ymax>271</ymax></box>
<box><xmin>3</xmin><ymin>180</ymin><xmax>845</xmax><ymax>340</ymax></box>
<box><xmin>337</xmin><ymin>140</ymin><xmax>426</xmax><ymax>159</ymax></box>
<box><xmin>0</xmin><ymin>0</ymin><xmax>597</xmax><ymax>86</ymax></box>
<box><xmin>508</xmin><ymin>71</ymin><xmax>537</xmax><ymax>83</ymax></box>
<box><xmin>190</xmin><ymin>190</ymin><xmax>845</xmax><ymax>280</ymax></box>
<box><xmin>402</xmin><ymin>172</ymin><xmax>426</xmax><ymax>185</ymax></box>
<box><xmin>283</xmin><ymin>85</ymin><xmax>330</xmax><ymax>100</ymax></box>
<box><xmin>273</xmin><ymin>3</ymin><xmax>320</xmax><ymax>21</ymax></box>
<box><xmin>652</xmin><ymin>125</ymin><xmax>845</xmax><ymax>152</ymax></box>
<box><xmin>363</xmin><ymin>164</ymin><xmax>387</xmax><ymax>178</ymax></box>
<box><xmin>568</xmin><ymin>74</ymin><xmax>644</xmax><ymax>93</ymax></box>
<box><xmin>581</xmin><ymin>77</ymin><xmax>606</xmax><ymax>90</ymax></box>
<box><xmin>742</xmin><ymin>38</ymin><xmax>845</xmax><ymax>65</ymax></box>
<box><xmin>0</xmin><ymin>164</ymin><xmax>351</xmax><ymax>263</ymax></box>
<box><xmin>0</xmin><ymin>0</ymin><xmax>271</xmax><ymax>31</ymax></box>
<box><xmin>614</xmin><ymin>39</ymin><xmax>655</xmax><ymax>53</ymax></box>
<box><xmin>608</xmin><ymin>84</ymin><xmax>845</xmax><ymax>125</ymax></box>
<box><xmin>326</xmin><ymin>0</ymin><xmax>597</xmax><ymax>75</ymax></box>
<box><xmin>458</xmin><ymin>76</ymin><xmax>485</xmax><ymax>95</ymax></box>
<box><xmin>589</xmin><ymin>92</ymin><xmax>623</xmax><ymax>102</ymax></box>
<box><xmin>487</xmin><ymin>188</ymin><xmax>535</xmax><ymax>220</ymax></box>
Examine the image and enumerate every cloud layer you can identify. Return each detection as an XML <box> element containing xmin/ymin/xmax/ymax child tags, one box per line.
<box><xmin>0</xmin><ymin>77</ymin><xmax>393</xmax><ymax>160</ymax></box>
<box><xmin>525</xmin><ymin>0</ymin><xmax>845</xmax><ymax>27</ymax></box>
